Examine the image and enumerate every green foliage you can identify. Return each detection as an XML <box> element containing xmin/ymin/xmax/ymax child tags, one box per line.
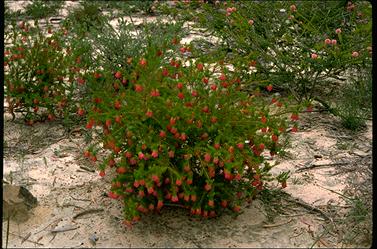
<box><xmin>9</xmin><ymin>0</ymin><xmax>371</xmax><ymax>228</ymax></box>
<box><xmin>63</xmin><ymin>1</ymin><xmax>108</xmax><ymax>37</ymax></box>
<box><xmin>24</xmin><ymin>0</ymin><xmax>63</xmax><ymax>19</ymax></box>
<box><xmin>76</xmin><ymin>19</ymin><xmax>297</xmax><ymax>223</ymax></box>
<box><xmin>334</xmin><ymin>69</ymin><xmax>372</xmax><ymax>130</ymax></box>
<box><xmin>81</xmin><ymin>0</ymin><xmax>157</xmax><ymax>17</ymax></box>
<box><xmin>5</xmin><ymin>1</ymin><xmax>63</xmax><ymax>22</ymax></box>
<box><xmin>189</xmin><ymin>1</ymin><xmax>372</xmax><ymax>103</ymax></box>
<box><xmin>259</xmin><ymin>188</ymin><xmax>289</xmax><ymax>222</ymax></box>
<box><xmin>83</xmin><ymin>18</ymin><xmax>186</xmax><ymax>76</ymax></box>
<box><xmin>4</xmin><ymin>3</ymin><xmax>22</xmax><ymax>23</ymax></box>
<box><xmin>4</xmin><ymin>20</ymin><xmax>80</xmax><ymax>123</ymax></box>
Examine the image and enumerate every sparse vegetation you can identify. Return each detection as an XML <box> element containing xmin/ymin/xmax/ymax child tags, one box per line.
<box><xmin>3</xmin><ymin>1</ymin><xmax>372</xmax><ymax>248</ymax></box>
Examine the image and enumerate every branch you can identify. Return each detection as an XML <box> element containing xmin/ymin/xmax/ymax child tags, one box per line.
<box><xmin>296</xmin><ymin>162</ymin><xmax>350</xmax><ymax>172</ymax></box>
<box><xmin>72</xmin><ymin>208</ymin><xmax>104</xmax><ymax>220</ymax></box>
<box><xmin>263</xmin><ymin>218</ymin><xmax>293</xmax><ymax>228</ymax></box>
<box><xmin>284</xmin><ymin>197</ymin><xmax>331</xmax><ymax>221</ymax></box>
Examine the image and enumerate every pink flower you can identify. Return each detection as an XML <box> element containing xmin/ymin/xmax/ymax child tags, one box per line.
<box><xmin>204</xmin><ymin>153</ymin><xmax>211</xmax><ymax>162</ymax></box>
<box><xmin>150</xmin><ymin>89</ymin><xmax>160</xmax><ymax>97</ymax></box>
<box><xmin>108</xmin><ymin>192</ymin><xmax>119</xmax><ymax>199</ymax></box>
<box><xmin>290</xmin><ymin>4</ymin><xmax>297</xmax><ymax>12</ymax></box>
<box><xmin>311</xmin><ymin>53</ymin><xmax>318</xmax><ymax>59</ymax></box>
<box><xmin>168</xmin><ymin>150</ymin><xmax>175</xmax><ymax>158</ymax></box>
<box><xmin>138</xmin><ymin>152</ymin><xmax>145</xmax><ymax>160</ymax></box>
<box><xmin>331</xmin><ymin>39</ymin><xmax>337</xmax><ymax>45</ymax></box>
<box><xmin>151</xmin><ymin>150</ymin><xmax>158</xmax><ymax>158</ymax></box>
<box><xmin>336</xmin><ymin>28</ymin><xmax>342</xmax><ymax>34</ymax></box>
<box><xmin>248</xmin><ymin>19</ymin><xmax>254</xmax><ymax>25</ymax></box>
<box><xmin>226</xmin><ymin>6</ymin><xmax>236</xmax><ymax>15</ymax></box>
<box><xmin>325</xmin><ymin>38</ymin><xmax>331</xmax><ymax>45</ymax></box>
<box><xmin>352</xmin><ymin>51</ymin><xmax>359</xmax><ymax>58</ymax></box>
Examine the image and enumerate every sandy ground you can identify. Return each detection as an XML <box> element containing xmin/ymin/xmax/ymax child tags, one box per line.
<box><xmin>3</xmin><ymin>1</ymin><xmax>372</xmax><ymax>248</ymax></box>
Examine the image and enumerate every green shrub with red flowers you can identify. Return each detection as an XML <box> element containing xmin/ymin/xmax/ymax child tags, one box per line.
<box><xmin>4</xmin><ymin>3</ymin><xmax>302</xmax><ymax>224</ymax></box>
<box><xmin>4</xmin><ymin>20</ymin><xmax>84</xmax><ymax>124</ymax></box>
<box><xmin>186</xmin><ymin>1</ymin><xmax>372</xmax><ymax>125</ymax></box>
<box><xmin>78</xmin><ymin>20</ymin><xmax>299</xmax><ymax>224</ymax></box>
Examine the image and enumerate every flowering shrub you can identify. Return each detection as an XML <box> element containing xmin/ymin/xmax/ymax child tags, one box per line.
<box><xmin>4</xmin><ymin>2</ymin><xmax>302</xmax><ymax>225</ymax></box>
<box><xmin>4</xmin><ymin>21</ymin><xmax>82</xmax><ymax>124</ymax></box>
<box><xmin>191</xmin><ymin>1</ymin><xmax>372</xmax><ymax>104</ymax></box>
<box><xmin>81</xmin><ymin>30</ymin><xmax>297</xmax><ymax>224</ymax></box>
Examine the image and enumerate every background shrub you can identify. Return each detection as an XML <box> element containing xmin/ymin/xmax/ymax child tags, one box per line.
<box><xmin>4</xmin><ymin>20</ymin><xmax>83</xmax><ymax>124</ymax></box>
<box><xmin>4</xmin><ymin>1</ymin><xmax>63</xmax><ymax>23</ymax></box>
<box><xmin>183</xmin><ymin>1</ymin><xmax>372</xmax><ymax>129</ymax></box>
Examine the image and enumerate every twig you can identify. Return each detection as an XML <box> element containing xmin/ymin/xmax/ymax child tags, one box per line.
<box><xmin>281</xmin><ymin>213</ymin><xmax>307</xmax><ymax>217</ymax></box>
<box><xmin>263</xmin><ymin>218</ymin><xmax>293</xmax><ymax>228</ymax></box>
<box><xmin>6</xmin><ymin>215</ymin><xmax>10</xmax><ymax>249</ymax></box>
<box><xmin>310</xmin><ymin>229</ymin><xmax>329</xmax><ymax>248</ymax></box>
<box><xmin>296</xmin><ymin>162</ymin><xmax>349</xmax><ymax>172</ymax></box>
<box><xmin>290</xmin><ymin>228</ymin><xmax>305</xmax><ymax>238</ymax></box>
<box><xmin>8</xmin><ymin>232</ymin><xmax>44</xmax><ymax>246</ymax></box>
<box><xmin>34</xmin><ymin>217</ymin><xmax>62</xmax><ymax>235</ymax></box>
<box><xmin>79</xmin><ymin>166</ymin><xmax>95</xmax><ymax>173</ymax></box>
<box><xmin>72</xmin><ymin>208</ymin><xmax>104</xmax><ymax>220</ymax></box>
<box><xmin>284</xmin><ymin>197</ymin><xmax>331</xmax><ymax>221</ymax></box>
<box><xmin>50</xmin><ymin>225</ymin><xmax>79</xmax><ymax>233</ymax></box>
<box><xmin>60</xmin><ymin>203</ymin><xmax>85</xmax><ymax>209</ymax></box>
<box><xmin>21</xmin><ymin>232</ymin><xmax>31</xmax><ymax>244</ymax></box>
<box><xmin>70</xmin><ymin>195</ymin><xmax>91</xmax><ymax>202</ymax></box>
<box><xmin>49</xmin><ymin>233</ymin><xmax>57</xmax><ymax>243</ymax></box>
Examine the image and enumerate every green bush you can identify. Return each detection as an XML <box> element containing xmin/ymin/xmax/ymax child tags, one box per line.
<box><xmin>63</xmin><ymin>1</ymin><xmax>109</xmax><ymax>37</ymax></box>
<box><xmin>24</xmin><ymin>0</ymin><xmax>64</xmax><ymax>20</ymax></box>
<box><xmin>4</xmin><ymin>20</ymin><xmax>81</xmax><ymax>124</ymax></box>
<box><xmin>5</xmin><ymin>1</ymin><xmax>63</xmax><ymax>23</ymax></box>
<box><xmin>77</xmin><ymin>18</ymin><xmax>298</xmax><ymax>224</ymax></box>
<box><xmin>189</xmin><ymin>1</ymin><xmax>372</xmax><ymax>103</ymax></box>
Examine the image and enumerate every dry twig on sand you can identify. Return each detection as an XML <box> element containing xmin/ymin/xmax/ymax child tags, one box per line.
<box><xmin>79</xmin><ymin>166</ymin><xmax>95</xmax><ymax>173</ymax></box>
<box><xmin>72</xmin><ymin>208</ymin><xmax>104</xmax><ymax>220</ymax></box>
<box><xmin>34</xmin><ymin>217</ymin><xmax>63</xmax><ymax>235</ymax></box>
<box><xmin>263</xmin><ymin>218</ymin><xmax>293</xmax><ymax>228</ymax></box>
<box><xmin>21</xmin><ymin>232</ymin><xmax>31</xmax><ymax>244</ymax></box>
<box><xmin>8</xmin><ymin>232</ymin><xmax>44</xmax><ymax>246</ymax></box>
<box><xmin>284</xmin><ymin>197</ymin><xmax>331</xmax><ymax>221</ymax></box>
<box><xmin>70</xmin><ymin>194</ymin><xmax>91</xmax><ymax>202</ymax></box>
<box><xmin>296</xmin><ymin>162</ymin><xmax>349</xmax><ymax>172</ymax></box>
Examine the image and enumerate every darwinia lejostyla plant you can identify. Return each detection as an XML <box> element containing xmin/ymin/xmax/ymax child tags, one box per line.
<box><xmin>81</xmin><ymin>41</ymin><xmax>295</xmax><ymax>225</ymax></box>
<box><xmin>4</xmin><ymin>21</ymin><xmax>81</xmax><ymax>124</ymax></box>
